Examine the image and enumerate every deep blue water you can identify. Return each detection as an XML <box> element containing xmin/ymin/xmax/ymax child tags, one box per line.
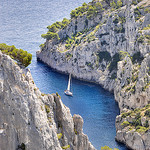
<box><xmin>0</xmin><ymin>0</ymin><xmax>128</xmax><ymax>149</ymax></box>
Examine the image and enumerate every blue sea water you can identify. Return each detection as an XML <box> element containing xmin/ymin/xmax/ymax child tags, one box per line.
<box><xmin>0</xmin><ymin>0</ymin><xmax>128</xmax><ymax>149</ymax></box>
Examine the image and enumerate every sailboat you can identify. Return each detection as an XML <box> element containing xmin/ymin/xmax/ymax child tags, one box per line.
<box><xmin>64</xmin><ymin>73</ymin><xmax>73</xmax><ymax>96</ymax></box>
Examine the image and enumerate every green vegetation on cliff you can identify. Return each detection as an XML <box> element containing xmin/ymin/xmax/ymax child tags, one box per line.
<box><xmin>120</xmin><ymin>104</ymin><xmax>150</xmax><ymax>134</ymax></box>
<box><xmin>0</xmin><ymin>43</ymin><xmax>32</xmax><ymax>67</ymax></box>
<box><xmin>101</xmin><ymin>145</ymin><xmax>119</xmax><ymax>150</ymax></box>
<box><xmin>70</xmin><ymin>1</ymin><xmax>104</xmax><ymax>19</ymax></box>
<box><xmin>41</xmin><ymin>18</ymin><xmax>70</xmax><ymax>41</ymax></box>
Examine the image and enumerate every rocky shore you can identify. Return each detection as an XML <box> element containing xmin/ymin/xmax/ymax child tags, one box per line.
<box><xmin>37</xmin><ymin>0</ymin><xmax>150</xmax><ymax>149</ymax></box>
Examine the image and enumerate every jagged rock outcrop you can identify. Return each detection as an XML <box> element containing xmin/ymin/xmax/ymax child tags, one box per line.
<box><xmin>0</xmin><ymin>51</ymin><xmax>95</xmax><ymax>150</ymax></box>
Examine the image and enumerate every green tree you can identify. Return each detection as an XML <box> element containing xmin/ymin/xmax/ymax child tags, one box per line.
<box><xmin>0</xmin><ymin>43</ymin><xmax>32</xmax><ymax>67</ymax></box>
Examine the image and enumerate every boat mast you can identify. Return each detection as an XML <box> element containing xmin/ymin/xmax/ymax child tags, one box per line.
<box><xmin>67</xmin><ymin>74</ymin><xmax>71</xmax><ymax>91</ymax></box>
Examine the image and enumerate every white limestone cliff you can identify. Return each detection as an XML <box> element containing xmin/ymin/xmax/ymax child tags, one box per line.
<box><xmin>0</xmin><ymin>52</ymin><xmax>95</xmax><ymax>150</ymax></box>
<box><xmin>37</xmin><ymin>0</ymin><xmax>150</xmax><ymax>110</ymax></box>
<box><xmin>36</xmin><ymin>0</ymin><xmax>150</xmax><ymax>149</ymax></box>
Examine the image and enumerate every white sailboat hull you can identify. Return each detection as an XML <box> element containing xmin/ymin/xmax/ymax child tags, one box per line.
<box><xmin>65</xmin><ymin>73</ymin><xmax>73</xmax><ymax>96</ymax></box>
<box><xmin>64</xmin><ymin>90</ymin><xmax>73</xmax><ymax>96</ymax></box>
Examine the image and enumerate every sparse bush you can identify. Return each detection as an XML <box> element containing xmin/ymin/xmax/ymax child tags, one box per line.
<box><xmin>45</xmin><ymin>105</ymin><xmax>50</xmax><ymax>113</ymax></box>
<box><xmin>136</xmin><ymin>126</ymin><xmax>148</xmax><ymax>133</ymax></box>
<box><xmin>41</xmin><ymin>32</ymin><xmax>60</xmax><ymax>41</ymax></box>
<box><xmin>121</xmin><ymin>121</ymin><xmax>130</xmax><ymax>127</ymax></box>
<box><xmin>57</xmin><ymin>133</ymin><xmax>62</xmax><ymax>139</ymax></box>
<box><xmin>62</xmin><ymin>145</ymin><xmax>70</xmax><ymax>149</ymax></box>
<box><xmin>143</xmin><ymin>24</ymin><xmax>150</xmax><ymax>30</ymax></box>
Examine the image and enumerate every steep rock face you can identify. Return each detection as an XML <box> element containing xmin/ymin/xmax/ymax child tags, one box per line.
<box><xmin>115</xmin><ymin>106</ymin><xmax>150</xmax><ymax>150</ymax></box>
<box><xmin>114</xmin><ymin>54</ymin><xmax>150</xmax><ymax>111</ymax></box>
<box><xmin>37</xmin><ymin>0</ymin><xmax>150</xmax><ymax>104</ymax></box>
<box><xmin>0</xmin><ymin>52</ymin><xmax>95</xmax><ymax>150</ymax></box>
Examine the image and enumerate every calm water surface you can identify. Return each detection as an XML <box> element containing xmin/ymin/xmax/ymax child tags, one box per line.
<box><xmin>0</xmin><ymin>0</ymin><xmax>128</xmax><ymax>149</ymax></box>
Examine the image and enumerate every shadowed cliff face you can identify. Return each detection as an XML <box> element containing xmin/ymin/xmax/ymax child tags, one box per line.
<box><xmin>0</xmin><ymin>52</ymin><xmax>95</xmax><ymax>150</ymax></box>
<box><xmin>37</xmin><ymin>0</ymin><xmax>150</xmax><ymax>111</ymax></box>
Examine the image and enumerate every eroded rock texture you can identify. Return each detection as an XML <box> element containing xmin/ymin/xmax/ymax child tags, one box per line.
<box><xmin>0</xmin><ymin>52</ymin><xmax>95</xmax><ymax>150</ymax></box>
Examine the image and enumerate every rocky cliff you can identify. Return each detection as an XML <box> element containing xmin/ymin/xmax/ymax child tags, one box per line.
<box><xmin>0</xmin><ymin>51</ymin><xmax>95</xmax><ymax>150</ymax></box>
<box><xmin>37</xmin><ymin>0</ymin><xmax>150</xmax><ymax>110</ymax></box>
<box><xmin>116</xmin><ymin>105</ymin><xmax>150</xmax><ymax>150</ymax></box>
<box><xmin>37</xmin><ymin>0</ymin><xmax>150</xmax><ymax>149</ymax></box>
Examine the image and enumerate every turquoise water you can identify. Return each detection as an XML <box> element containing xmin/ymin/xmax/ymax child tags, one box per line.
<box><xmin>0</xmin><ymin>0</ymin><xmax>128</xmax><ymax>149</ymax></box>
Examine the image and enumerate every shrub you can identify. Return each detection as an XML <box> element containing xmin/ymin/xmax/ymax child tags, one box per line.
<box><xmin>41</xmin><ymin>32</ymin><xmax>60</xmax><ymax>41</ymax></box>
<box><xmin>96</xmin><ymin>2</ymin><xmax>104</xmax><ymax>11</ymax></box>
<box><xmin>70</xmin><ymin>3</ymin><xmax>88</xmax><ymax>18</ymax></box>
<box><xmin>136</xmin><ymin>126</ymin><xmax>148</xmax><ymax>134</ymax></box>
<box><xmin>0</xmin><ymin>43</ymin><xmax>32</xmax><ymax>67</ymax></box>
<box><xmin>47</xmin><ymin>24</ymin><xmax>58</xmax><ymax>32</ymax></box>
<box><xmin>57</xmin><ymin>133</ymin><xmax>62</xmax><ymax>139</ymax></box>
<box><xmin>121</xmin><ymin>121</ymin><xmax>130</xmax><ymax>127</ymax></box>
<box><xmin>62</xmin><ymin>145</ymin><xmax>70</xmax><ymax>149</ymax></box>
<box><xmin>45</xmin><ymin>105</ymin><xmax>50</xmax><ymax>113</ymax></box>
<box><xmin>87</xmin><ymin>5</ymin><xmax>97</xmax><ymax>19</ymax></box>
<box><xmin>101</xmin><ymin>146</ymin><xmax>119</xmax><ymax>150</ymax></box>
<box><xmin>42</xmin><ymin>18</ymin><xmax>70</xmax><ymax>41</ymax></box>
<box><xmin>143</xmin><ymin>24</ymin><xmax>150</xmax><ymax>30</ymax></box>
<box><xmin>56</xmin><ymin>92</ymin><xmax>59</xmax><ymax>96</ymax></box>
